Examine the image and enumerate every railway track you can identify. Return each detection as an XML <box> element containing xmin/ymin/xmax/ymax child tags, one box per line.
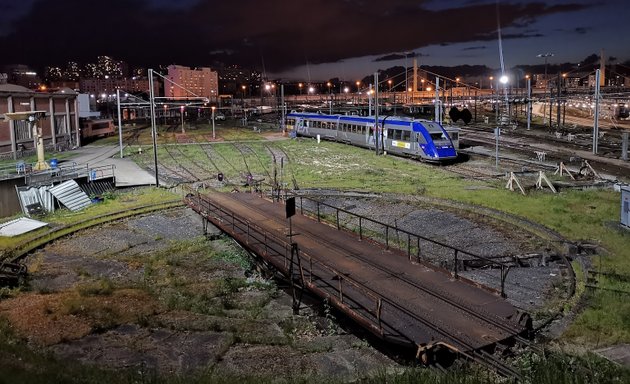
<box><xmin>463</xmin><ymin>124</ymin><xmax>620</xmax><ymax>155</ymax></box>
<box><xmin>1</xmin><ymin>200</ymin><xmax>184</xmax><ymax>285</ymax></box>
<box><xmin>458</xmin><ymin>126</ymin><xmax>630</xmax><ymax>180</ymax></box>
<box><xmin>234</xmin><ymin>143</ymin><xmax>273</xmax><ymax>182</ymax></box>
<box><xmin>168</xmin><ymin>145</ymin><xmax>217</xmax><ymax>182</ymax></box>
<box><xmin>264</xmin><ymin>144</ymin><xmax>300</xmax><ymax>190</ymax></box>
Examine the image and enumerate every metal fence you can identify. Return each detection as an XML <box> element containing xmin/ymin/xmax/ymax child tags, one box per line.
<box><xmin>294</xmin><ymin>195</ymin><xmax>512</xmax><ymax>298</ymax></box>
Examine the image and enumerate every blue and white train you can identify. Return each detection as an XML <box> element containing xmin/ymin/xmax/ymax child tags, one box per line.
<box><xmin>285</xmin><ymin>112</ymin><xmax>459</xmax><ymax>162</ymax></box>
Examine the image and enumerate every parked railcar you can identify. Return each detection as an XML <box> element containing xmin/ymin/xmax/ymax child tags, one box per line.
<box><xmin>80</xmin><ymin>118</ymin><xmax>115</xmax><ymax>141</ymax></box>
<box><xmin>286</xmin><ymin>112</ymin><xmax>458</xmax><ymax>162</ymax></box>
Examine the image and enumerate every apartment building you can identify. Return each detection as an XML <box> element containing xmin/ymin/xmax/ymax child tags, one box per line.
<box><xmin>166</xmin><ymin>65</ymin><xmax>218</xmax><ymax>100</ymax></box>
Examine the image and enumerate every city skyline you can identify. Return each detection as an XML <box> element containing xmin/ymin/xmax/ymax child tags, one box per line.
<box><xmin>0</xmin><ymin>0</ymin><xmax>628</xmax><ymax>81</ymax></box>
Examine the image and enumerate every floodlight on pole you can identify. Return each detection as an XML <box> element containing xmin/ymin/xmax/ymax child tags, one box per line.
<box><xmin>211</xmin><ymin>106</ymin><xmax>216</xmax><ymax>140</ymax></box>
<box><xmin>180</xmin><ymin>105</ymin><xmax>185</xmax><ymax>133</ymax></box>
<box><xmin>117</xmin><ymin>89</ymin><xmax>123</xmax><ymax>158</ymax></box>
<box><xmin>3</xmin><ymin>111</ymin><xmax>49</xmax><ymax>170</ymax></box>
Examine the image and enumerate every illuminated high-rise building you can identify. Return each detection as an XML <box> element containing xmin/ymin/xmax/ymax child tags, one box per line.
<box><xmin>166</xmin><ymin>65</ymin><xmax>218</xmax><ymax>100</ymax></box>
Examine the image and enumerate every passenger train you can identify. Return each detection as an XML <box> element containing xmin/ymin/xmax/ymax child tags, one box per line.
<box><xmin>285</xmin><ymin>112</ymin><xmax>459</xmax><ymax>162</ymax></box>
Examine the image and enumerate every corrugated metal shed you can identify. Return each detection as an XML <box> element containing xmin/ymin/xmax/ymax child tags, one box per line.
<box><xmin>49</xmin><ymin>180</ymin><xmax>92</xmax><ymax>211</ymax></box>
<box><xmin>0</xmin><ymin>217</ymin><xmax>48</xmax><ymax>237</ymax></box>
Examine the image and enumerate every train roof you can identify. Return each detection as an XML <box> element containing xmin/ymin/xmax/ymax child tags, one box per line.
<box><xmin>287</xmin><ymin>111</ymin><xmax>436</xmax><ymax>125</ymax></box>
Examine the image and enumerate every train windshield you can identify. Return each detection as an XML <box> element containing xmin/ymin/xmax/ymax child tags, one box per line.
<box><xmin>430</xmin><ymin>132</ymin><xmax>448</xmax><ymax>141</ymax></box>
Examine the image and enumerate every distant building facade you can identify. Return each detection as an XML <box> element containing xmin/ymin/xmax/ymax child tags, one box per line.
<box><xmin>0</xmin><ymin>64</ymin><xmax>42</xmax><ymax>89</ymax></box>
<box><xmin>218</xmin><ymin>65</ymin><xmax>262</xmax><ymax>95</ymax></box>
<box><xmin>166</xmin><ymin>65</ymin><xmax>218</xmax><ymax>100</ymax></box>
<box><xmin>80</xmin><ymin>77</ymin><xmax>159</xmax><ymax>97</ymax></box>
<box><xmin>0</xmin><ymin>84</ymin><xmax>80</xmax><ymax>158</ymax></box>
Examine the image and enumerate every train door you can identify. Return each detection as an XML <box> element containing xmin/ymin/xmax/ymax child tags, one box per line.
<box><xmin>366</xmin><ymin>122</ymin><xmax>375</xmax><ymax>148</ymax></box>
<box><xmin>295</xmin><ymin>117</ymin><xmax>309</xmax><ymax>135</ymax></box>
<box><xmin>382</xmin><ymin>126</ymin><xmax>389</xmax><ymax>151</ymax></box>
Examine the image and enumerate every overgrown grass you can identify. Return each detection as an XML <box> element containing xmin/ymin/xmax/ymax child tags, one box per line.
<box><xmin>100</xmin><ymin>122</ymin><xmax>268</xmax><ymax>150</ymax></box>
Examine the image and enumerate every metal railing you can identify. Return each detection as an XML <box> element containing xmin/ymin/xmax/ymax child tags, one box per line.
<box><xmin>295</xmin><ymin>195</ymin><xmax>512</xmax><ymax>298</ymax></box>
<box><xmin>23</xmin><ymin>163</ymin><xmax>116</xmax><ymax>186</ymax></box>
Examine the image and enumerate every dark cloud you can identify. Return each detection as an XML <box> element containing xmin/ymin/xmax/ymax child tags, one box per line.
<box><xmin>502</xmin><ymin>32</ymin><xmax>545</xmax><ymax>39</ymax></box>
<box><xmin>462</xmin><ymin>46</ymin><xmax>487</xmax><ymax>51</ymax></box>
<box><xmin>0</xmin><ymin>0</ymin><xmax>592</xmax><ymax>72</ymax></box>
<box><xmin>373</xmin><ymin>52</ymin><xmax>424</xmax><ymax>62</ymax></box>
<box><xmin>574</xmin><ymin>27</ymin><xmax>590</xmax><ymax>34</ymax></box>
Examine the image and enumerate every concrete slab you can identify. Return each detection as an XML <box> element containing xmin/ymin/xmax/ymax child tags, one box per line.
<box><xmin>0</xmin><ymin>217</ymin><xmax>48</xmax><ymax>237</ymax></box>
<box><xmin>595</xmin><ymin>344</ymin><xmax>630</xmax><ymax>367</ymax></box>
<box><xmin>64</xmin><ymin>145</ymin><xmax>156</xmax><ymax>187</ymax></box>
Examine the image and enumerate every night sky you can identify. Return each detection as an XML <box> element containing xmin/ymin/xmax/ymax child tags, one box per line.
<box><xmin>0</xmin><ymin>0</ymin><xmax>627</xmax><ymax>80</ymax></box>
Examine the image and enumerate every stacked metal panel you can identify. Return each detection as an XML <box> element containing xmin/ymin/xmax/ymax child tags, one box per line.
<box><xmin>49</xmin><ymin>180</ymin><xmax>92</xmax><ymax>212</ymax></box>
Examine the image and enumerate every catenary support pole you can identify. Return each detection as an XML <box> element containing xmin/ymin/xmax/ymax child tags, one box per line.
<box><xmin>435</xmin><ymin>77</ymin><xmax>440</xmax><ymax>123</ymax></box>
<box><xmin>149</xmin><ymin>69</ymin><xmax>159</xmax><ymax>187</ymax></box>
<box><xmin>117</xmin><ymin>89</ymin><xmax>123</xmax><ymax>158</ymax></box>
<box><xmin>526</xmin><ymin>77</ymin><xmax>531</xmax><ymax>130</ymax></box>
<box><xmin>593</xmin><ymin>69</ymin><xmax>601</xmax><ymax>154</ymax></box>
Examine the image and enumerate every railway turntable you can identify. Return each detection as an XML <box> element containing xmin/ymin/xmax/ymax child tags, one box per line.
<box><xmin>185</xmin><ymin>191</ymin><xmax>532</xmax><ymax>370</ymax></box>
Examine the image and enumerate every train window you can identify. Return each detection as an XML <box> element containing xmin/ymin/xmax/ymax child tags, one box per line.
<box><xmin>450</xmin><ymin>132</ymin><xmax>458</xmax><ymax>140</ymax></box>
<box><xmin>401</xmin><ymin>130</ymin><xmax>409</xmax><ymax>141</ymax></box>
<box><xmin>430</xmin><ymin>132</ymin><xmax>446</xmax><ymax>140</ymax></box>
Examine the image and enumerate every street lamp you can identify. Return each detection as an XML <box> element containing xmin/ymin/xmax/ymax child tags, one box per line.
<box><xmin>180</xmin><ymin>105</ymin><xmax>185</xmax><ymax>133</ymax></box>
<box><xmin>387</xmin><ymin>79</ymin><xmax>392</xmax><ymax>92</ymax></box>
<box><xmin>241</xmin><ymin>83</ymin><xmax>246</xmax><ymax>106</ymax></box>
<box><xmin>537</xmin><ymin>53</ymin><xmax>554</xmax><ymax>125</ymax></box>
<box><xmin>211</xmin><ymin>106</ymin><xmax>216</xmax><ymax>140</ymax></box>
<box><xmin>537</xmin><ymin>53</ymin><xmax>554</xmax><ymax>88</ymax></box>
<box><xmin>163</xmin><ymin>104</ymin><xmax>167</xmax><ymax>126</ymax></box>
<box><xmin>356</xmin><ymin>81</ymin><xmax>361</xmax><ymax>92</ymax></box>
